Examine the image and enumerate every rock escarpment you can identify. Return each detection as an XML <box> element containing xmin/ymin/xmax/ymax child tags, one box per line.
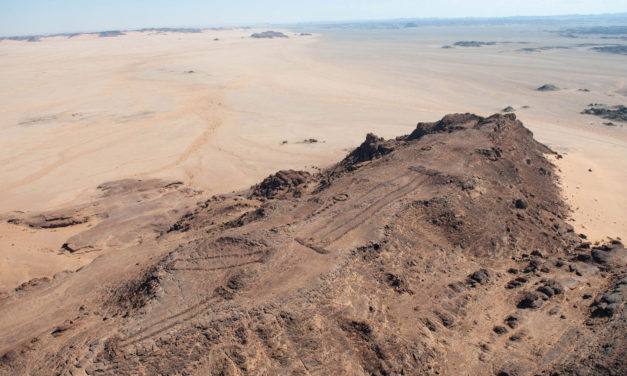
<box><xmin>0</xmin><ymin>113</ymin><xmax>624</xmax><ymax>375</ymax></box>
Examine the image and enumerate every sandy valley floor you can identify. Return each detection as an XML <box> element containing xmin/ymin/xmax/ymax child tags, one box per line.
<box><xmin>0</xmin><ymin>25</ymin><xmax>625</xmax><ymax>289</ymax></box>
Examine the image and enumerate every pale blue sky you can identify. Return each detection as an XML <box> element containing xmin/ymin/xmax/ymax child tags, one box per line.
<box><xmin>1</xmin><ymin>0</ymin><xmax>626</xmax><ymax>36</ymax></box>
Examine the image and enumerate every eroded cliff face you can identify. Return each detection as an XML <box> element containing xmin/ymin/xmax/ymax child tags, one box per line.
<box><xmin>1</xmin><ymin>113</ymin><xmax>625</xmax><ymax>376</ymax></box>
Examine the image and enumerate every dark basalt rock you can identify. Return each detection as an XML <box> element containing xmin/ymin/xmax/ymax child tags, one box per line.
<box><xmin>514</xmin><ymin>199</ymin><xmax>528</xmax><ymax>209</ymax></box>
<box><xmin>341</xmin><ymin>133</ymin><xmax>397</xmax><ymax>166</ymax></box>
<box><xmin>468</xmin><ymin>269</ymin><xmax>492</xmax><ymax>286</ymax></box>
<box><xmin>504</xmin><ymin>314</ymin><xmax>520</xmax><ymax>329</ymax></box>
<box><xmin>517</xmin><ymin>291</ymin><xmax>544</xmax><ymax>309</ymax></box>
<box><xmin>582</xmin><ymin>104</ymin><xmax>627</xmax><ymax>122</ymax></box>
<box><xmin>590</xmin><ymin>277</ymin><xmax>627</xmax><ymax>318</ymax></box>
<box><xmin>536</xmin><ymin>84</ymin><xmax>559</xmax><ymax>92</ymax></box>
<box><xmin>506</xmin><ymin>277</ymin><xmax>528</xmax><ymax>289</ymax></box>
<box><xmin>251</xmin><ymin>170</ymin><xmax>311</xmax><ymax>199</ymax></box>
<box><xmin>537</xmin><ymin>280</ymin><xmax>564</xmax><ymax>298</ymax></box>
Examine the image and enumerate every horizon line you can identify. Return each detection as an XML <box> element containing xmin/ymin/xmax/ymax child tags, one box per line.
<box><xmin>2</xmin><ymin>11</ymin><xmax>626</xmax><ymax>39</ymax></box>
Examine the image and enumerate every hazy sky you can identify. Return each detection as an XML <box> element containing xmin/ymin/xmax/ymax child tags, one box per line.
<box><xmin>1</xmin><ymin>0</ymin><xmax>626</xmax><ymax>36</ymax></box>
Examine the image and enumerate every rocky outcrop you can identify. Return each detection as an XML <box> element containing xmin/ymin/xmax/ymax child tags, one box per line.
<box><xmin>405</xmin><ymin>113</ymin><xmax>483</xmax><ymax>141</ymax></box>
<box><xmin>250</xmin><ymin>31</ymin><xmax>288</xmax><ymax>39</ymax></box>
<box><xmin>250</xmin><ymin>170</ymin><xmax>311</xmax><ymax>199</ymax></box>
<box><xmin>536</xmin><ymin>84</ymin><xmax>559</xmax><ymax>91</ymax></box>
<box><xmin>341</xmin><ymin>133</ymin><xmax>398</xmax><ymax>166</ymax></box>
<box><xmin>582</xmin><ymin>104</ymin><xmax>627</xmax><ymax>122</ymax></box>
<box><xmin>1</xmin><ymin>113</ymin><xmax>624</xmax><ymax>376</ymax></box>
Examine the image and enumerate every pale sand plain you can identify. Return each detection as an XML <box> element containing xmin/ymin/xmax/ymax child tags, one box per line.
<box><xmin>0</xmin><ymin>26</ymin><xmax>625</xmax><ymax>289</ymax></box>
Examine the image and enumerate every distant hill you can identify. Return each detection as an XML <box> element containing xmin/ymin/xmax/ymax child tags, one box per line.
<box><xmin>250</xmin><ymin>30</ymin><xmax>288</xmax><ymax>39</ymax></box>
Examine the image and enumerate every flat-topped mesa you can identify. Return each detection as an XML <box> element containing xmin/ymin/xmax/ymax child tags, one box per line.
<box><xmin>405</xmin><ymin>113</ymin><xmax>484</xmax><ymax>141</ymax></box>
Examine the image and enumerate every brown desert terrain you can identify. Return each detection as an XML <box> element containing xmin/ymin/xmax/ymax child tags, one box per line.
<box><xmin>0</xmin><ymin>23</ymin><xmax>626</xmax><ymax>375</ymax></box>
<box><xmin>0</xmin><ymin>113</ymin><xmax>625</xmax><ymax>375</ymax></box>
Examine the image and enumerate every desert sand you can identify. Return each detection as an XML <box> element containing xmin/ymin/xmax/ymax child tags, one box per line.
<box><xmin>1</xmin><ymin>28</ymin><xmax>625</xmax><ymax>242</ymax></box>
<box><xmin>0</xmin><ymin>221</ymin><xmax>95</xmax><ymax>291</ymax></box>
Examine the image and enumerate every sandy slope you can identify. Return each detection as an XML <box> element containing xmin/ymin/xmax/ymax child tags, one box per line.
<box><xmin>0</xmin><ymin>25</ymin><xmax>625</xmax><ymax>290</ymax></box>
<box><xmin>0</xmin><ymin>222</ymin><xmax>95</xmax><ymax>291</ymax></box>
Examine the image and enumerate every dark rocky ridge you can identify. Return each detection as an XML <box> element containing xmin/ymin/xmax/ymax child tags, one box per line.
<box><xmin>250</xmin><ymin>170</ymin><xmax>311</xmax><ymax>199</ymax></box>
<box><xmin>0</xmin><ymin>113</ymin><xmax>625</xmax><ymax>375</ymax></box>
<box><xmin>590</xmin><ymin>45</ymin><xmax>627</xmax><ymax>55</ymax></box>
<box><xmin>453</xmin><ymin>41</ymin><xmax>497</xmax><ymax>47</ymax></box>
<box><xmin>0</xmin><ymin>28</ymin><xmax>208</xmax><ymax>42</ymax></box>
<box><xmin>250</xmin><ymin>31</ymin><xmax>288</xmax><ymax>39</ymax></box>
<box><xmin>97</xmin><ymin>31</ymin><xmax>124</xmax><ymax>38</ymax></box>
<box><xmin>582</xmin><ymin>104</ymin><xmax>627</xmax><ymax>122</ymax></box>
